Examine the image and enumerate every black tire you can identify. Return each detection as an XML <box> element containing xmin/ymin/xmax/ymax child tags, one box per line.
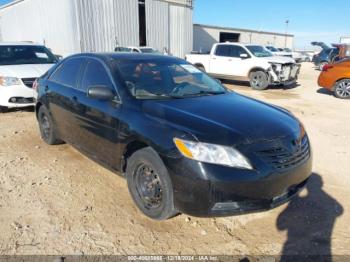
<box><xmin>126</xmin><ymin>147</ymin><xmax>178</xmax><ymax>220</ymax></box>
<box><xmin>37</xmin><ymin>106</ymin><xmax>63</xmax><ymax>145</ymax></box>
<box><xmin>0</xmin><ymin>106</ymin><xmax>8</xmax><ymax>113</ymax></box>
<box><xmin>195</xmin><ymin>64</ymin><xmax>206</xmax><ymax>72</ymax></box>
<box><xmin>334</xmin><ymin>79</ymin><xmax>350</xmax><ymax>99</ymax></box>
<box><xmin>249</xmin><ymin>71</ymin><xmax>269</xmax><ymax>90</ymax></box>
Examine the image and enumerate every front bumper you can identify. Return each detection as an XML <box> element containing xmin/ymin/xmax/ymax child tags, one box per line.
<box><xmin>162</xmin><ymin>140</ymin><xmax>312</xmax><ymax>217</ymax></box>
<box><xmin>269</xmin><ymin>64</ymin><xmax>301</xmax><ymax>86</ymax></box>
<box><xmin>0</xmin><ymin>84</ymin><xmax>35</xmax><ymax>108</ymax></box>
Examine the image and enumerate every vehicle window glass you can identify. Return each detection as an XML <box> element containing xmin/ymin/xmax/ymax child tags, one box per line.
<box><xmin>114</xmin><ymin>59</ymin><xmax>227</xmax><ymax>100</ymax></box>
<box><xmin>81</xmin><ymin>60</ymin><xmax>113</xmax><ymax>92</ymax></box>
<box><xmin>230</xmin><ymin>46</ymin><xmax>248</xmax><ymax>58</ymax></box>
<box><xmin>132</xmin><ymin>49</ymin><xmax>140</xmax><ymax>53</ymax></box>
<box><xmin>246</xmin><ymin>46</ymin><xmax>273</xmax><ymax>57</ymax></box>
<box><xmin>49</xmin><ymin>58</ymin><xmax>84</xmax><ymax>87</ymax></box>
<box><xmin>0</xmin><ymin>45</ymin><xmax>58</xmax><ymax>66</ymax></box>
<box><xmin>215</xmin><ymin>45</ymin><xmax>231</xmax><ymax>57</ymax></box>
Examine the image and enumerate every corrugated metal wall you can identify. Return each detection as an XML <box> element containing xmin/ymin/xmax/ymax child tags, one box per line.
<box><xmin>0</xmin><ymin>0</ymin><xmax>80</xmax><ymax>56</ymax></box>
<box><xmin>0</xmin><ymin>0</ymin><xmax>193</xmax><ymax>58</ymax></box>
<box><xmin>76</xmin><ymin>0</ymin><xmax>139</xmax><ymax>53</ymax></box>
<box><xmin>146</xmin><ymin>0</ymin><xmax>169</xmax><ymax>54</ymax></box>
<box><xmin>169</xmin><ymin>3</ymin><xmax>193</xmax><ymax>58</ymax></box>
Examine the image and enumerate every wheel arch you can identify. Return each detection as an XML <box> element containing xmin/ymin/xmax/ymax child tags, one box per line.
<box><xmin>194</xmin><ymin>63</ymin><xmax>206</xmax><ymax>71</ymax></box>
<box><xmin>121</xmin><ymin>140</ymin><xmax>151</xmax><ymax>174</ymax></box>
<box><xmin>248</xmin><ymin>67</ymin><xmax>268</xmax><ymax>78</ymax></box>
<box><xmin>35</xmin><ymin>102</ymin><xmax>43</xmax><ymax>119</ymax></box>
<box><xmin>333</xmin><ymin>78</ymin><xmax>350</xmax><ymax>91</ymax></box>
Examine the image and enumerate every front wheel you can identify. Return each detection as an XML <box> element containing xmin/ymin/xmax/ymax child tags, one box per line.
<box><xmin>126</xmin><ymin>147</ymin><xmax>178</xmax><ymax>220</ymax></box>
<box><xmin>38</xmin><ymin>106</ymin><xmax>63</xmax><ymax>145</ymax></box>
<box><xmin>334</xmin><ymin>79</ymin><xmax>350</xmax><ymax>99</ymax></box>
<box><xmin>249</xmin><ymin>71</ymin><xmax>269</xmax><ymax>90</ymax></box>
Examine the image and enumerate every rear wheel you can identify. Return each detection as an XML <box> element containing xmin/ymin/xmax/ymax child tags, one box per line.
<box><xmin>37</xmin><ymin>106</ymin><xmax>63</xmax><ymax>145</ymax></box>
<box><xmin>0</xmin><ymin>106</ymin><xmax>8</xmax><ymax>113</ymax></box>
<box><xmin>126</xmin><ymin>147</ymin><xmax>178</xmax><ymax>220</ymax></box>
<box><xmin>334</xmin><ymin>79</ymin><xmax>350</xmax><ymax>99</ymax></box>
<box><xmin>249</xmin><ymin>71</ymin><xmax>269</xmax><ymax>90</ymax></box>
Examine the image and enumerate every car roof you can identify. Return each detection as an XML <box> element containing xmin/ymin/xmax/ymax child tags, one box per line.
<box><xmin>68</xmin><ymin>52</ymin><xmax>182</xmax><ymax>63</ymax></box>
<box><xmin>0</xmin><ymin>42</ymin><xmax>44</xmax><ymax>46</ymax></box>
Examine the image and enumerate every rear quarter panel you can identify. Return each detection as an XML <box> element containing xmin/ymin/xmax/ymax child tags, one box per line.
<box><xmin>186</xmin><ymin>54</ymin><xmax>211</xmax><ymax>72</ymax></box>
<box><xmin>318</xmin><ymin>60</ymin><xmax>350</xmax><ymax>90</ymax></box>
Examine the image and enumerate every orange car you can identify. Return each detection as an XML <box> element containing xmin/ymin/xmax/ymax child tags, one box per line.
<box><xmin>318</xmin><ymin>59</ymin><xmax>350</xmax><ymax>99</ymax></box>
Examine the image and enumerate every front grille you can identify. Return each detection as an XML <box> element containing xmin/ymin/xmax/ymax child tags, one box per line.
<box><xmin>21</xmin><ymin>78</ymin><xmax>36</xmax><ymax>88</ymax></box>
<box><xmin>256</xmin><ymin>135</ymin><xmax>310</xmax><ymax>170</ymax></box>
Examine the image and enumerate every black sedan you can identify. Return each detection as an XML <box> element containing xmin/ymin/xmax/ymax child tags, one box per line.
<box><xmin>35</xmin><ymin>53</ymin><xmax>312</xmax><ymax>220</ymax></box>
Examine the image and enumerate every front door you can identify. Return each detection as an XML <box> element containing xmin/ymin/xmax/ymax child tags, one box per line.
<box><xmin>72</xmin><ymin>58</ymin><xmax>122</xmax><ymax>169</ymax></box>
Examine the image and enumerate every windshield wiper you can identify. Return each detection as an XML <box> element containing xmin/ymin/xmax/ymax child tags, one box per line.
<box><xmin>181</xmin><ymin>90</ymin><xmax>226</xmax><ymax>97</ymax></box>
<box><xmin>135</xmin><ymin>93</ymin><xmax>183</xmax><ymax>100</ymax></box>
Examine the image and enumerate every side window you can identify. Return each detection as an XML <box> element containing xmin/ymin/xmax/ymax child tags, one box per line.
<box><xmin>81</xmin><ymin>60</ymin><xmax>114</xmax><ymax>92</ymax></box>
<box><xmin>132</xmin><ymin>49</ymin><xmax>140</xmax><ymax>53</ymax></box>
<box><xmin>215</xmin><ymin>45</ymin><xmax>231</xmax><ymax>57</ymax></box>
<box><xmin>50</xmin><ymin>58</ymin><xmax>84</xmax><ymax>87</ymax></box>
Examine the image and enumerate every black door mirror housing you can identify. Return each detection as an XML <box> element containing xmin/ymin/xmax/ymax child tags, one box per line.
<box><xmin>87</xmin><ymin>85</ymin><xmax>115</xmax><ymax>101</ymax></box>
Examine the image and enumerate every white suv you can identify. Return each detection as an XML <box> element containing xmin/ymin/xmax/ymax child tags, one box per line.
<box><xmin>0</xmin><ymin>42</ymin><xmax>57</xmax><ymax>112</ymax></box>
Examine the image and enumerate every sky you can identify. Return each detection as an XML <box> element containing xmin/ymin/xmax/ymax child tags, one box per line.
<box><xmin>0</xmin><ymin>0</ymin><xmax>349</xmax><ymax>49</ymax></box>
<box><xmin>194</xmin><ymin>0</ymin><xmax>350</xmax><ymax>49</ymax></box>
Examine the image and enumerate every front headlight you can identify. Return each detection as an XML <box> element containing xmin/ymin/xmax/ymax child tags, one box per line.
<box><xmin>0</xmin><ymin>76</ymin><xmax>22</xmax><ymax>86</ymax></box>
<box><xmin>174</xmin><ymin>138</ymin><xmax>253</xmax><ymax>170</ymax></box>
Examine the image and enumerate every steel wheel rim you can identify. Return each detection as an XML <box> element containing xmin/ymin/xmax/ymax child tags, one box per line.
<box><xmin>134</xmin><ymin>163</ymin><xmax>163</xmax><ymax>210</ymax></box>
<box><xmin>41</xmin><ymin>114</ymin><xmax>51</xmax><ymax>139</ymax></box>
<box><xmin>336</xmin><ymin>81</ymin><xmax>350</xmax><ymax>98</ymax></box>
<box><xmin>252</xmin><ymin>74</ymin><xmax>263</xmax><ymax>88</ymax></box>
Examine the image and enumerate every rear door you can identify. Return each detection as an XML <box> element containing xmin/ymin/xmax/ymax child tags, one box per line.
<box><xmin>209</xmin><ymin>44</ymin><xmax>233</xmax><ymax>76</ymax></box>
<box><xmin>72</xmin><ymin>58</ymin><xmax>122</xmax><ymax>169</ymax></box>
<box><xmin>46</xmin><ymin>57</ymin><xmax>86</xmax><ymax>144</ymax></box>
<box><xmin>210</xmin><ymin>44</ymin><xmax>251</xmax><ymax>78</ymax></box>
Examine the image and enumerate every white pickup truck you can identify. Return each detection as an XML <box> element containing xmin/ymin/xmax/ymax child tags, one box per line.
<box><xmin>186</xmin><ymin>43</ymin><xmax>300</xmax><ymax>90</ymax></box>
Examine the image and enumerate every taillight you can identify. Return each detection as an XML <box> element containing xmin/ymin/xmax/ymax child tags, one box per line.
<box><xmin>322</xmin><ymin>64</ymin><xmax>333</xmax><ymax>72</ymax></box>
<box><xmin>33</xmin><ymin>79</ymin><xmax>39</xmax><ymax>92</ymax></box>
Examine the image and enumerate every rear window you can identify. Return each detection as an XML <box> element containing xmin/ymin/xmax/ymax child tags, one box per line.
<box><xmin>49</xmin><ymin>58</ymin><xmax>85</xmax><ymax>88</ymax></box>
<box><xmin>0</xmin><ymin>45</ymin><xmax>58</xmax><ymax>65</ymax></box>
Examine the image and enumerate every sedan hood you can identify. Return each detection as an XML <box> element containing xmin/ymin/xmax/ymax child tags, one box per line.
<box><xmin>262</xmin><ymin>56</ymin><xmax>296</xmax><ymax>64</ymax></box>
<box><xmin>143</xmin><ymin>93</ymin><xmax>300</xmax><ymax>146</ymax></box>
<box><xmin>0</xmin><ymin>64</ymin><xmax>54</xmax><ymax>78</ymax></box>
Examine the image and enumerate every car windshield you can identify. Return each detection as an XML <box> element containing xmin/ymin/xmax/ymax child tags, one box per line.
<box><xmin>0</xmin><ymin>45</ymin><xmax>58</xmax><ymax>65</ymax></box>
<box><xmin>115</xmin><ymin>59</ymin><xmax>227</xmax><ymax>99</ymax></box>
<box><xmin>246</xmin><ymin>46</ymin><xmax>273</xmax><ymax>57</ymax></box>
<box><xmin>139</xmin><ymin>48</ymin><xmax>160</xmax><ymax>54</ymax></box>
<box><xmin>267</xmin><ymin>46</ymin><xmax>278</xmax><ymax>52</ymax></box>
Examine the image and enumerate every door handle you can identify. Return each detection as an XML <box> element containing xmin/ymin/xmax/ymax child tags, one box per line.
<box><xmin>212</xmin><ymin>57</ymin><xmax>216</xmax><ymax>60</ymax></box>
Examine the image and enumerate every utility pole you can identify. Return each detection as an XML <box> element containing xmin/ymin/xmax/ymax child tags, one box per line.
<box><xmin>285</xmin><ymin>20</ymin><xmax>289</xmax><ymax>48</ymax></box>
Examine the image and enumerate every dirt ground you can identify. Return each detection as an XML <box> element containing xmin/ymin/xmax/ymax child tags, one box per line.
<box><xmin>0</xmin><ymin>63</ymin><xmax>349</xmax><ymax>257</ymax></box>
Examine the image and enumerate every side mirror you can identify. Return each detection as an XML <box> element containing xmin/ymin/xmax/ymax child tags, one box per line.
<box><xmin>87</xmin><ymin>85</ymin><xmax>115</xmax><ymax>101</ymax></box>
<box><xmin>240</xmin><ymin>53</ymin><xmax>249</xmax><ymax>59</ymax></box>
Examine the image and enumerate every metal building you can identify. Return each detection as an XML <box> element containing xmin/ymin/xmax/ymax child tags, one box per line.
<box><xmin>194</xmin><ymin>24</ymin><xmax>294</xmax><ymax>53</ymax></box>
<box><xmin>0</xmin><ymin>0</ymin><xmax>193</xmax><ymax>58</ymax></box>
